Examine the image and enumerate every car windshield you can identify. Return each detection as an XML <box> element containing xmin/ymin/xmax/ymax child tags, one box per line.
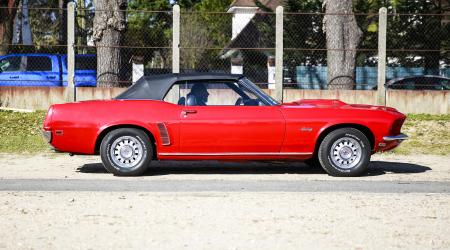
<box><xmin>239</xmin><ymin>77</ymin><xmax>280</xmax><ymax>105</ymax></box>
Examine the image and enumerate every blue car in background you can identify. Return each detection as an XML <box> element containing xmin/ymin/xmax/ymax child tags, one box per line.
<box><xmin>0</xmin><ymin>53</ymin><xmax>96</xmax><ymax>87</ymax></box>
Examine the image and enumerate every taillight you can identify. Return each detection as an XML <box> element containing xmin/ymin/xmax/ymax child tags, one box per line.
<box><xmin>43</xmin><ymin>105</ymin><xmax>54</xmax><ymax>129</ymax></box>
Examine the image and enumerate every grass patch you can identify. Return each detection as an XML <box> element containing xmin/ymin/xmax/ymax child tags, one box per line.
<box><xmin>0</xmin><ymin>110</ymin><xmax>49</xmax><ymax>153</ymax></box>
<box><xmin>394</xmin><ymin>114</ymin><xmax>450</xmax><ymax>155</ymax></box>
<box><xmin>406</xmin><ymin>113</ymin><xmax>450</xmax><ymax>121</ymax></box>
<box><xmin>0</xmin><ymin>110</ymin><xmax>449</xmax><ymax>155</ymax></box>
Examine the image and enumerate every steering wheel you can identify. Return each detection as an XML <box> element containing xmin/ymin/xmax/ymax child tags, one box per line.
<box><xmin>235</xmin><ymin>97</ymin><xmax>243</xmax><ymax>106</ymax></box>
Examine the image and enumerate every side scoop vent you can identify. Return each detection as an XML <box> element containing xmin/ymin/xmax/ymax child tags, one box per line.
<box><xmin>157</xmin><ymin>123</ymin><xmax>171</xmax><ymax>146</ymax></box>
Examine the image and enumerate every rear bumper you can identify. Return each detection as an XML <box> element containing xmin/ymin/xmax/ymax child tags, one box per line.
<box><xmin>42</xmin><ymin>130</ymin><xmax>52</xmax><ymax>143</ymax></box>
<box><xmin>383</xmin><ymin>133</ymin><xmax>409</xmax><ymax>141</ymax></box>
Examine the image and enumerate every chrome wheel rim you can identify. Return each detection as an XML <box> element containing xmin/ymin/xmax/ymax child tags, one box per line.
<box><xmin>330</xmin><ymin>137</ymin><xmax>362</xmax><ymax>169</ymax></box>
<box><xmin>110</xmin><ymin>136</ymin><xmax>143</xmax><ymax>169</ymax></box>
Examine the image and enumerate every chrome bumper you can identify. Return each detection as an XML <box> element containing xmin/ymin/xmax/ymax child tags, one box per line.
<box><xmin>383</xmin><ymin>133</ymin><xmax>408</xmax><ymax>141</ymax></box>
<box><xmin>42</xmin><ymin>130</ymin><xmax>52</xmax><ymax>143</ymax></box>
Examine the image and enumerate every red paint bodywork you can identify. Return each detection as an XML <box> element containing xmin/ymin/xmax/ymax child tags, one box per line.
<box><xmin>43</xmin><ymin>99</ymin><xmax>406</xmax><ymax>161</ymax></box>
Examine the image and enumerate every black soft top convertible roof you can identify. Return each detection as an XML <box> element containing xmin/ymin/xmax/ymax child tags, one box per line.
<box><xmin>115</xmin><ymin>73</ymin><xmax>244</xmax><ymax>100</ymax></box>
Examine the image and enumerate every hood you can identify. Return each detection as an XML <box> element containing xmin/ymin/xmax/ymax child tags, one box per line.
<box><xmin>283</xmin><ymin>99</ymin><xmax>399</xmax><ymax>112</ymax></box>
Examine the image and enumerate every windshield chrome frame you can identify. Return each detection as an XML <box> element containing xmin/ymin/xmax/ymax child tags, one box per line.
<box><xmin>238</xmin><ymin>77</ymin><xmax>280</xmax><ymax>106</ymax></box>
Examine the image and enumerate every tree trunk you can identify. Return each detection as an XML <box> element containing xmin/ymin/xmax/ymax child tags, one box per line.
<box><xmin>324</xmin><ymin>0</ymin><xmax>362</xmax><ymax>90</ymax></box>
<box><xmin>59</xmin><ymin>0</ymin><xmax>68</xmax><ymax>45</ymax></box>
<box><xmin>0</xmin><ymin>0</ymin><xmax>19</xmax><ymax>55</ymax></box>
<box><xmin>93</xmin><ymin>0</ymin><xmax>127</xmax><ymax>87</ymax></box>
<box><xmin>77</xmin><ymin>0</ymin><xmax>87</xmax><ymax>53</ymax></box>
<box><xmin>424</xmin><ymin>2</ymin><xmax>442</xmax><ymax>75</ymax></box>
<box><xmin>21</xmin><ymin>0</ymin><xmax>32</xmax><ymax>45</ymax></box>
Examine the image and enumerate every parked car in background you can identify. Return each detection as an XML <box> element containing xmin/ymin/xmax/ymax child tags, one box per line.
<box><xmin>43</xmin><ymin>73</ymin><xmax>408</xmax><ymax>177</ymax></box>
<box><xmin>385</xmin><ymin>75</ymin><xmax>450</xmax><ymax>90</ymax></box>
<box><xmin>0</xmin><ymin>53</ymin><xmax>96</xmax><ymax>87</ymax></box>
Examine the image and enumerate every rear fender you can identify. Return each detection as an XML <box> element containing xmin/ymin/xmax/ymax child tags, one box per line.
<box><xmin>96</xmin><ymin>121</ymin><xmax>160</xmax><ymax>153</ymax></box>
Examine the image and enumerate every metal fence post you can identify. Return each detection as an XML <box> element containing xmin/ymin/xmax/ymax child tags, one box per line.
<box><xmin>377</xmin><ymin>7</ymin><xmax>387</xmax><ymax>106</ymax></box>
<box><xmin>66</xmin><ymin>2</ymin><xmax>76</xmax><ymax>102</ymax></box>
<box><xmin>172</xmin><ymin>4</ymin><xmax>180</xmax><ymax>74</ymax></box>
<box><xmin>275</xmin><ymin>6</ymin><xmax>284</xmax><ymax>103</ymax></box>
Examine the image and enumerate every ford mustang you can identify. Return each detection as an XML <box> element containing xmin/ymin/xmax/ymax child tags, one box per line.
<box><xmin>42</xmin><ymin>73</ymin><xmax>408</xmax><ymax>177</ymax></box>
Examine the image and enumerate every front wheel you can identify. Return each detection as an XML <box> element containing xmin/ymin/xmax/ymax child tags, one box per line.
<box><xmin>100</xmin><ymin>128</ymin><xmax>152</xmax><ymax>176</ymax></box>
<box><xmin>318</xmin><ymin>128</ymin><xmax>371</xmax><ymax>177</ymax></box>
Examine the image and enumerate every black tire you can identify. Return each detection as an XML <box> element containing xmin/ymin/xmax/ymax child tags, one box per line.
<box><xmin>100</xmin><ymin>128</ymin><xmax>152</xmax><ymax>176</ymax></box>
<box><xmin>318</xmin><ymin>128</ymin><xmax>371</xmax><ymax>177</ymax></box>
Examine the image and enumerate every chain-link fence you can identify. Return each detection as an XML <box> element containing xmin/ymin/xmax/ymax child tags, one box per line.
<box><xmin>0</xmin><ymin>6</ymin><xmax>68</xmax><ymax>86</ymax></box>
<box><xmin>283</xmin><ymin>12</ymin><xmax>380</xmax><ymax>90</ymax></box>
<box><xmin>385</xmin><ymin>13</ymin><xmax>450</xmax><ymax>89</ymax></box>
<box><xmin>0</xmin><ymin>4</ymin><xmax>449</xmax><ymax>92</ymax></box>
<box><xmin>74</xmin><ymin>7</ymin><xmax>173</xmax><ymax>87</ymax></box>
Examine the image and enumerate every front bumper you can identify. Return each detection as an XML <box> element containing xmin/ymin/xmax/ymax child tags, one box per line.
<box><xmin>377</xmin><ymin>133</ymin><xmax>408</xmax><ymax>152</ymax></box>
<box><xmin>383</xmin><ymin>133</ymin><xmax>409</xmax><ymax>141</ymax></box>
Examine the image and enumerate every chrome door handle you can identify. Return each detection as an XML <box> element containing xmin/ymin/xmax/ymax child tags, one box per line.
<box><xmin>182</xmin><ymin>110</ymin><xmax>197</xmax><ymax>116</ymax></box>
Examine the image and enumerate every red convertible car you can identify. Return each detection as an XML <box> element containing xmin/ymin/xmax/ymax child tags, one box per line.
<box><xmin>42</xmin><ymin>73</ymin><xmax>408</xmax><ymax>177</ymax></box>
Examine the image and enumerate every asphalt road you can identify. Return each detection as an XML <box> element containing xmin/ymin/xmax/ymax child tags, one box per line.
<box><xmin>1</xmin><ymin>179</ymin><xmax>449</xmax><ymax>193</ymax></box>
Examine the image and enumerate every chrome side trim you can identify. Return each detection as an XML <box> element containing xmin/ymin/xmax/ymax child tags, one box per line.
<box><xmin>383</xmin><ymin>133</ymin><xmax>409</xmax><ymax>141</ymax></box>
<box><xmin>158</xmin><ymin>152</ymin><xmax>312</xmax><ymax>156</ymax></box>
<box><xmin>157</xmin><ymin>122</ymin><xmax>171</xmax><ymax>146</ymax></box>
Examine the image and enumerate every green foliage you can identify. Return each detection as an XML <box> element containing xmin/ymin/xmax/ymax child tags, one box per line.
<box><xmin>125</xmin><ymin>0</ymin><xmax>232</xmax><ymax>70</ymax></box>
<box><xmin>10</xmin><ymin>0</ymin><xmax>65</xmax><ymax>53</ymax></box>
<box><xmin>176</xmin><ymin>0</ymin><xmax>202</xmax><ymax>9</ymax></box>
<box><xmin>125</xmin><ymin>0</ymin><xmax>173</xmax><ymax>67</ymax></box>
<box><xmin>284</xmin><ymin>0</ymin><xmax>326</xmax><ymax>71</ymax></box>
<box><xmin>194</xmin><ymin>0</ymin><xmax>232</xmax><ymax>47</ymax></box>
<box><xmin>354</xmin><ymin>0</ymin><xmax>450</xmax><ymax>69</ymax></box>
<box><xmin>282</xmin><ymin>0</ymin><xmax>449</xmax><ymax>71</ymax></box>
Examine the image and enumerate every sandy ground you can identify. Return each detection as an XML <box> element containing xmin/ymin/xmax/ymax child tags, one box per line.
<box><xmin>0</xmin><ymin>153</ymin><xmax>449</xmax><ymax>249</ymax></box>
<box><xmin>0</xmin><ymin>192</ymin><xmax>448</xmax><ymax>250</ymax></box>
<box><xmin>0</xmin><ymin>153</ymin><xmax>449</xmax><ymax>182</ymax></box>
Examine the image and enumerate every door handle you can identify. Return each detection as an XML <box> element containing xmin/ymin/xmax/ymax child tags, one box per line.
<box><xmin>47</xmin><ymin>76</ymin><xmax>56</xmax><ymax>79</ymax></box>
<box><xmin>181</xmin><ymin>110</ymin><xmax>197</xmax><ymax>116</ymax></box>
<box><xmin>9</xmin><ymin>76</ymin><xmax>19</xmax><ymax>79</ymax></box>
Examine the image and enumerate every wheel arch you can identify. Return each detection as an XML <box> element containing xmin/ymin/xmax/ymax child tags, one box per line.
<box><xmin>94</xmin><ymin>124</ymin><xmax>157</xmax><ymax>159</ymax></box>
<box><xmin>314</xmin><ymin>123</ymin><xmax>375</xmax><ymax>156</ymax></box>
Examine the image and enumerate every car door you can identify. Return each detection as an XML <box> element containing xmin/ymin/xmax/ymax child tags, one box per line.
<box><xmin>178</xmin><ymin>80</ymin><xmax>285</xmax><ymax>154</ymax></box>
<box><xmin>0</xmin><ymin>55</ymin><xmax>25</xmax><ymax>86</ymax></box>
<box><xmin>62</xmin><ymin>55</ymin><xmax>97</xmax><ymax>87</ymax></box>
<box><xmin>22</xmin><ymin>55</ymin><xmax>60</xmax><ymax>86</ymax></box>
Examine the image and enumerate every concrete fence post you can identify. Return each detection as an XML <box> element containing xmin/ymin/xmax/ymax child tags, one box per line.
<box><xmin>66</xmin><ymin>2</ymin><xmax>76</xmax><ymax>102</ymax></box>
<box><xmin>172</xmin><ymin>5</ymin><xmax>180</xmax><ymax>74</ymax></box>
<box><xmin>377</xmin><ymin>7</ymin><xmax>387</xmax><ymax>106</ymax></box>
<box><xmin>275</xmin><ymin>6</ymin><xmax>284</xmax><ymax>103</ymax></box>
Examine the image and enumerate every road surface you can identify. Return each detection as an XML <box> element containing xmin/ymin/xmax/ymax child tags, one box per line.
<box><xmin>0</xmin><ymin>153</ymin><xmax>449</xmax><ymax>250</ymax></box>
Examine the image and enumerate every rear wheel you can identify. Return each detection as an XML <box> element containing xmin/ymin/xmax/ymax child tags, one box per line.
<box><xmin>318</xmin><ymin>128</ymin><xmax>370</xmax><ymax>177</ymax></box>
<box><xmin>100</xmin><ymin>128</ymin><xmax>152</xmax><ymax>176</ymax></box>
